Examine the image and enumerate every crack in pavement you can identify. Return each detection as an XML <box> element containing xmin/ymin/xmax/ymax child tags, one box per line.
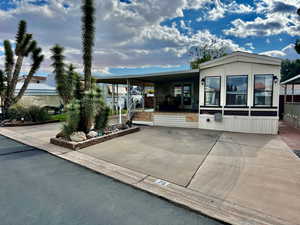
<box><xmin>185</xmin><ymin>134</ymin><xmax>222</xmax><ymax>188</ymax></box>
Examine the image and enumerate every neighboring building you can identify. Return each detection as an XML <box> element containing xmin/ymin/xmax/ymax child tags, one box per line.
<box><xmin>97</xmin><ymin>51</ymin><xmax>282</xmax><ymax>134</ymax></box>
<box><xmin>17</xmin><ymin>75</ymin><xmax>47</xmax><ymax>84</ymax></box>
<box><xmin>14</xmin><ymin>82</ymin><xmax>60</xmax><ymax>107</ymax></box>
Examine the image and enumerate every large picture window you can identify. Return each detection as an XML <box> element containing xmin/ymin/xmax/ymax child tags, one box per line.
<box><xmin>226</xmin><ymin>75</ymin><xmax>248</xmax><ymax>106</ymax></box>
<box><xmin>254</xmin><ymin>74</ymin><xmax>273</xmax><ymax>106</ymax></box>
<box><xmin>204</xmin><ymin>76</ymin><xmax>221</xmax><ymax>106</ymax></box>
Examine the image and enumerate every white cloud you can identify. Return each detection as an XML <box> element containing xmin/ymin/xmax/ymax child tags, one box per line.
<box><xmin>223</xmin><ymin>0</ymin><xmax>300</xmax><ymax>37</ymax></box>
<box><xmin>260</xmin><ymin>44</ymin><xmax>299</xmax><ymax>59</ymax></box>
<box><xmin>198</xmin><ymin>0</ymin><xmax>253</xmax><ymax>21</ymax></box>
<box><xmin>0</xmin><ymin>0</ymin><xmax>244</xmax><ymax>75</ymax></box>
<box><xmin>245</xmin><ymin>42</ymin><xmax>255</xmax><ymax>50</ymax></box>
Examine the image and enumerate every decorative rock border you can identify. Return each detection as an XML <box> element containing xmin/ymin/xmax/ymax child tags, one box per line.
<box><xmin>50</xmin><ymin>126</ymin><xmax>140</xmax><ymax>150</ymax></box>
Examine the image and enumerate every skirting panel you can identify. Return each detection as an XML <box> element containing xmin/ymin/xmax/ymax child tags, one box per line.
<box><xmin>153</xmin><ymin>114</ymin><xmax>198</xmax><ymax>128</ymax></box>
<box><xmin>198</xmin><ymin>115</ymin><xmax>278</xmax><ymax>134</ymax></box>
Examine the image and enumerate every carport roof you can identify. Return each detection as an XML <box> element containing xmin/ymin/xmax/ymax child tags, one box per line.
<box><xmin>95</xmin><ymin>69</ymin><xmax>199</xmax><ymax>85</ymax></box>
<box><xmin>281</xmin><ymin>74</ymin><xmax>300</xmax><ymax>85</ymax></box>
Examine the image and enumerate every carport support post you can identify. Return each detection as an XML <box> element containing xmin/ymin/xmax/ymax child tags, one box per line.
<box><xmin>112</xmin><ymin>84</ymin><xmax>115</xmax><ymax>114</ymax></box>
<box><xmin>142</xmin><ymin>83</ymin><xmax>145</xmax><ymax>111</ymax></box>
<box><xmin>292</xmin><ymin>83</ymin><xmax>294</xmax><ymax>104</ymax></box>
<box><xmin>127</xmin><ymin>79</ymin><xmax>130</xmax><ymax>121</ymax></box>
<box><xmin>116</xmin><ymin>84</ymin><xmax>119</xmax><ymax>111</ymax></box>
<box><xmin>117</xmin><ymin>84</ymin><xmax>121</xmax><ymax>124</ymax></box>
<box><xmin>284</xmin><ymin>84</ymin><xmax>287</xmax><ymax>104</ymax></box>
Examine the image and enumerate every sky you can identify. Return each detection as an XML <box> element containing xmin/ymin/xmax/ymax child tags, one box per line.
<box><xmin>0</xmin><ymin>0</ymin><xmax>300</xmax><ymax>84</ymax></box>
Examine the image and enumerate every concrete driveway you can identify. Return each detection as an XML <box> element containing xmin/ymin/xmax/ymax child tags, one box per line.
<box><xmin>1</xmin><ymin>124</ymin><xmax>300</xmax><ymax>224</ymax></box>
<box><xmin>79</xmin><ymin>126</ymin><xmax>300</xmax><ymax>225</ymax></box>
<box><xmin>79</xmin><ymin>126</ymin><xmax>222</xmax><ymax>186</ymax></box>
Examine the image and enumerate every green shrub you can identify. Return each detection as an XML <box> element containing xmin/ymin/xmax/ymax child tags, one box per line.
<box><xmin>94</xmin><ymin>106</ymin><xmax>110</xmax><ymax>131</ymax></box>
<box><xmin>27</xmin><ymin>106</ymin><xmax>50</xmax><ymax>122</ymax></box>
<box><xmin>7</xmin><ymin>105</ymin><xmax>50</xmax><ymax>122</ymax></box>
<box><xmin>50</xmin><ymin>113</ymin><xmax>66</xmax><ymax>122</ymax></box>
<box><xmin>62</xmin><ymin>100</ymin><xmax>80</xmax><ymax>137</ymax></box>
<box><xmin>7</xmin><ymin>105</ymin><xmax>30</xmax><ymax>121</ymax></box>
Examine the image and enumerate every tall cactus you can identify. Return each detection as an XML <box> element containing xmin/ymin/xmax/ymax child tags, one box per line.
<box><xmin>1</xmin><ymin>20</ymin><xmax>44</xmax><ymax>117</ymax></box>
<box><xmin>81</xmin><ymin>0</ymin><xmax>96</xmax><ymax>132</ymax></box>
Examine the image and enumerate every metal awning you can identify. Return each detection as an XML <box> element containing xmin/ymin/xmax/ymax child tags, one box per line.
<box><xmin>281</xmin><ymin>74</ymin><xmax>300</xmax><ymax>85</ymax></box>
<box><xmin>95</xmin><ymin>69</ymin><xmax>199</xmax><ymax>85</ymax></box>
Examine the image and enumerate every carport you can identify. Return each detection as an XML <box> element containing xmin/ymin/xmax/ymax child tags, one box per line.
<box><xmin>96</xmin><ymin>70</ymin><xmax>200</xmax><ymax>127</ymax></box>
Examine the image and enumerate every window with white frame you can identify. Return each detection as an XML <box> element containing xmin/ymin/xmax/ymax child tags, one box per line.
<box><xmin>254</xmin><ymin>74</ymin><xmax>273</xmax><ymax>106</ymax></box>
<box><xmin>204</xmin><ymin>76</ymin><xmax>221</xmax><ymax>106</ymax></box>
<box><xmin>226</xmin><ymin>75</ymin><xmax>248</xmax><ymax>106</ymax></box>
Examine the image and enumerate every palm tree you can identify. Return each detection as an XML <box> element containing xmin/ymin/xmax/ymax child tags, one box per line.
<box><xmin>82</xmin><ymin>0</ymin><xmax>95</xmax><ymax>91</ymax></box>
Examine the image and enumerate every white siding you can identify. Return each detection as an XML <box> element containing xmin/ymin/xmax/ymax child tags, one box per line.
<box><xmin>199</xmin><ymin>60</ymin><xmax>281</xmax><ymax>134</ymax></box>
<box><xmin>199</xmin><ymin>115</ymin><xmax>278</xmax><ymax>134</ymax></box>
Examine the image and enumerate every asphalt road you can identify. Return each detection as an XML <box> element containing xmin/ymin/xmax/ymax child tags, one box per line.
<box><xmin>0</xmin><ymin>135</ymin><xmax>226</xmax><ymax>225</ymax></box>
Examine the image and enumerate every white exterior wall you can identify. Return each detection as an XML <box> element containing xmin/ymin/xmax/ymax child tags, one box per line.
<box><xmin>199</xmin><ymin>60</ymin><xmax>281</xmax><ymax>134</ymax></box>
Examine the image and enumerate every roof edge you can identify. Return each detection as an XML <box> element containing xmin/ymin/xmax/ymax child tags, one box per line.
<box><xmin>199</xmin><ymin>51</ymin><xmax>282</xmax><ymax>69</ymax></box>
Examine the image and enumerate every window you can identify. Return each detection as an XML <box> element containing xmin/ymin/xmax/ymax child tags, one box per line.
<box><xmin>174</xmin><ymin>85</ymin><xmax>182</xmax><ymax>97</ymax></box>
<box><xmin>254</xmin><ymin>74</ymin><xmax>273</xmax><ymax>106</ymax></box>
<box><xmin>226</xmin><ymin>75</ymin><xmax>248</xmax><ymax>106</ymax></box>
<box><xmin>204</xmin><ymin>76</ymin><xmax>220</xmax><ymax>106</ymax></box>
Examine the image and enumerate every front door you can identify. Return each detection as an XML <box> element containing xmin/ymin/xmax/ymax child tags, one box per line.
<box><xmin>183</xmin><ymin>84</ymin><xmax>192</xmax><ymax>109</ymax></box>
<box><xmin>173</xmin><ymin>83</ymin><xmax>193</xmax><ymax>110</ymax></box>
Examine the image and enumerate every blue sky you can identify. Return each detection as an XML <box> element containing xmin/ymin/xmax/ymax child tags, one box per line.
<box><xmin>0</xmin><ymin>0</ymin><xmax>299</xmax><ymax>81</ymax></box>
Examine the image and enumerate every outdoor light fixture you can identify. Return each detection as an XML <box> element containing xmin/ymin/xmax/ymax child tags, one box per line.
<box><xmin>273</xmin><ymin>75</ymin><xmax>278</xmax><ymax>84</ymax></box>
<box><xmin>201</xmin><ymin>78</ymin><xmax>205</xmax><ymax>85</ymax></box>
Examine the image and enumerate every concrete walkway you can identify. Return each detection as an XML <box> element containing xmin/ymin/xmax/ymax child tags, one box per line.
<box><xmin>279</xmin><ymin>121</ymin><xmax>300</xmax><ymax>150</ymax></box>
<box><xmin>0</xmin><ymin>123</ymin><xmax>299</xmax><ymax>225</ymax></box>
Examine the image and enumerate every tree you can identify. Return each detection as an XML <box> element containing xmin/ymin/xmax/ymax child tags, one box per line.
<box><xmin>0</xmin><ymin>70</ymin><xmax>6</xmax><ymax>116</ymax></box>
<box><xmin>189</xmin><ymin>41</ymin><xmax>227</xmax><ymax>69</ymax></box>
<box><xmin>1</xmin><ymin>20</ymin><xmax>44</xmax><ymax>116</ymax></box>
<box><xmin>82</xmin><ymin>0</ymin><xmax>95</xmax><ymax>91</ymax></box>
<box><xmin>295</xmin><ymin>40</ymin><xmax>300</xmax><ymax>55</ymax></box>
<box><xmin>50</xmin><ymin>45</ymin><xmax>78</xmax><ymax>105</ymax></box>
<box><xmin>80</xmin><ymin>0</ymin><xmax>96</xmax><ymax>132</ymax></box>
<box><xmin>66</xmin><ymin>64</ymin><xmax>80</xmax><ymax>99</ymax></box>
<box><xmin>281</xmin><ymin>59</ymin><xmax>300</xmax><ymax>81</ymax></box>
<box><xmin>57</xmin><ymin>0</ymin><xmax>109</xmax><ymax>137</ymax></box>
